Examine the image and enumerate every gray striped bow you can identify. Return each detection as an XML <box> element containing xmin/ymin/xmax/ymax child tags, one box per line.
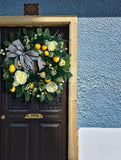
<box><xmin>6</xmin><ymin>39</ymin><xmax>45</xmax><ymax>72</ymax></box>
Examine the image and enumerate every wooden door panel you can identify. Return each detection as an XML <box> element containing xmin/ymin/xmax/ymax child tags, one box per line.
<box><xmin>1</xmin><ymin>122</ymin><xmax>31</xmax><ymax>160</ymax></box>
<box><xmin>38</xmin><ymin>123</ymin><xmax>62</xmax><ymax>160</ymax></box>
<box><xmin>8</xmin><ymin>123</ymin><xmax>30</xmax><ymax>160</ymax></box>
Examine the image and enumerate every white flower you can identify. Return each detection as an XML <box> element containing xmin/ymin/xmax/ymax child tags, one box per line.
<box><xmin>33</xmin><ymin>88</ymin><xmax>38</xmax><ymax>92</ymax></box>
<box><xmin>51</xmin><ymin>69</ymin><xmax>57</xmax><ymax>76</ymax></box>
<box><xmin>38</xmin><ymin>49</ymin><xmax>43</xmax><ymax>55</ymax></box>
<box><xmin>48</xmin><ymin>41</ymin><xmax>58</xmax><ymax>51</ymax></box>
<box><xmin>44</xmin><ymin>40</ymin><xmax>49</xmax><ymax>46</ymax></box>
<box><xmin>46</xmin><ymin>81</ymin><xmax>58</xmax><ymax>93</ymax></box>
<box><xmin>36</xmin><ymin>94</ymin><xmax>40</xmax><ymax>98</ymax></box>
<box><xmin>48</xmin><ymin>52</ymin><xmax>54</xmax><ymax>58</ymax></box>
<box><xmin>15</xmin><ymin>70</ymin><xmax>27</xmax><ymax>85</ymax></box>
<box><xmin>25</xmin><ymin>44</ymin><xmax>30</xmax><ymax>49</ymax></box>
<box><xmin>59</xmin><ymin>41</ymin><xmax>64</xmax><ymax>48</ymax></box>
<box><xmin>13</xmin><ymin>81</ymin><xmax>19</xmax><ymax>87</ymax></box>
<box><xmin>57</xmin><ymin>77</ymin><xmax>64</xmax><ymax>83</ymax></box>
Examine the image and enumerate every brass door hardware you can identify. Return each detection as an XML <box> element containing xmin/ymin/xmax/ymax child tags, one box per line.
<box><xmin>24</xmin><ymin>113</ymin><xmax>43</xmax><ymax>119</ymax></box>
<box><xmin>1</xmin><ymin>115</ymin><xmax>5</xmax><ymax>120</ymax></box>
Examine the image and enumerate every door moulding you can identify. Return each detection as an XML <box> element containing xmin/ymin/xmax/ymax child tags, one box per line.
<box><xmin>0</xmin><ymin>15</ymin><xmax>78</xmax><ymax>160</ymax></box>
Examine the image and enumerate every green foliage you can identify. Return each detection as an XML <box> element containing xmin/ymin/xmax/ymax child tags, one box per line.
<box><xmin>7</xmin><ymin>59</ymin><xmax>14</xmax><ymax>65</ymax></box>
<box><xmin>17</xmin><ymin>34</ymin><xmax>23</xmax><ymax>42</ymax></box>
<box><xmin>37</xmin><ymin>28</ymin><xmax>42</xmax><ymax>35</ymax></box>
<box><xmin>62</xmin><ymin>63</ymin><xmax>71</xmax><ymax>70</ymax></box>
<box><xmin>28</xmin><ymin>31</ymin><xmax>35</xmax><ymax>38</ymax></box>
<box><xmin>24</xmin><ymin>92</ymin><xmax>30</xmax><ymax>102</ymax></box>
<box><xmin>3</xmin><ymin>41</ymin><xmax>11</xmax><ymax>46</ymax></box>
<box><xmin>47</xmin><ymin>93</ymin><xmax>53</xmax><ymax>101</ymax></box>
<box><xmin>44</xmin><ymin>28</ymin><xmax>50</xmax><ymax>34</ymax></box>
<box><xmin>6</xmin><ymin>81</ymin><xmax>12</xmax><ymax>91</ymax></box>
<box><xmin>46</xmin><ymin>74</ymin><xmax>51</xmax><ymax>80</ymax></box>
<box><xmin>40</xmin><ymin>94</ymin><xmax>46</xmax><ymax>102</ymax></box>
<box><xmin>22</xmin><ymin>85</ymin><xmax>25</xmax><ymax>93</ymax></box>
<box><xmin>23</xmin><ymin>28</ymin><xmax>27</xmax><ymax>36</ymax></box>
<box><xmin>16</xmin><ymin>87</ymin><xmax>23</xmax><ymax>97</ymax></box>
<box><xmin>42</xmin><ymin>28</ymin><xmax>50</xmax><ymax>38</ymax></box>
<box><xmin>10</xmin><ymin>33</ymin><xmax>15</xmax><ymax>42</ymax></box>
<box><xmin>58</xmin><ymin>85</ymin><xmax>63</xmax><ymax>90</ymax></box>
<box><xmin>64</xmin><ymin>72</ymin><xmax>73</xmax><ymax>81</ymax></box>
<box><xmin>64</xmin><ymin>72</ymin><xmax>73</xmax><ymax>78</ymax></box>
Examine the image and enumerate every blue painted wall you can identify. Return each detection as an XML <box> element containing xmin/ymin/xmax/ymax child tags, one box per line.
<box><xmin>0</xmin><ymin>0</ymin><xmax>121</xmax><ymax>128</ymax></box>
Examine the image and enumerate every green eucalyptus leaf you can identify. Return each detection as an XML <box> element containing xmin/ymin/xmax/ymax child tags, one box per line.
<box><xmin>47</xmin><ymin>94</ymin><xmax>53</xmax><ymax>101</ymax></box>
<box><xmin>10</xmin><ymin>33</ymin><xmax>15</xmax><ymax>42</ymax></box>
<box><xmin>3</xmin><ymin>41</ymin><xmax>11</xmax><ymax>46</ymax></box>
<box><xmin>62</xmin><ymin>64</ymin><xmax>71</xmax><ymax>70</ymax></box>
<box><xmin>40</xmin><ymin>94</ymin><xmax>45</xmax><ymax>102</ymax></box>
<box><xmin>16</xmin><ymin>86</ymin><xmax>22</xmax><ymax>98</ymax></box>
<box><xmin>22</xmin><ymin>85</ymin><xmax>25</xmax><ymax>93</ymax></box>
<box><xmin>28</xmin><ymin>31</ymin><xmax>35</xmax><ymax>38</ymax></box>
<box><xmin>16</xmin><ymin>91</ymin><xmax>23</xmax><ymax>98</ymax></box>
<box><xmin>58</xmin><ymin>85</ymin><xmax>63</xmax><ymax>90</ymax></box>
<box><xmin>6</xmin><ymin>82</ymin><xmax>12</xmax><ymax>91</ymax></box>
<box><xmin>46</xmin><ymin>74</ymin><xmax>51</xmax><ymax>80</ymax></box>
<box><xmin>44</xmin><ymin>28</ymin><xmax>50</xmax><ymax>34</ymax></box>
<box><xmin>24</xmin><ymin>92</ymin><xmax>30</xmax><ymax>102</ymax></box>
<box><xmin>7</xmin><ymin>59</ymin><xmax>14</xmax><ymax>65</ymax></box>
<box><xmin>64</xmin><ymin>72</ymin><xmax>73</xmax><ymax>78</ymax></box>
<box><xmin>56</xmin><ymin>90</ymin><xmax>61</xmax><ymax>96</ymax></box>
<box><xmin>37</xmin><ymin>28</ymin><xmax>42</xmax><ymax>35</ymax></box>
<box><xmin>17</xmin><ymin>34</ymin><xmax>23</xmax><ymax>42</ymax></box>
<box><xmin>23</xmin><ymin>28</ymin><xmax>27</xmax><ymax>36</ymax></box>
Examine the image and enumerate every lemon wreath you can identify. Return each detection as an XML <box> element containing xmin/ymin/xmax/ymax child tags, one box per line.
<box><xmin>1</xmin><ymin>28</ymin><xmax>72</xmax><ymax>102</ymax></box>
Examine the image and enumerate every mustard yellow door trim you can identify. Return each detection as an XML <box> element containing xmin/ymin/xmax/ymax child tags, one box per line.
<box><xmin>0</xmin><ymin>16</ymin><xmax>78</xmax><ymax>160</ymax></box>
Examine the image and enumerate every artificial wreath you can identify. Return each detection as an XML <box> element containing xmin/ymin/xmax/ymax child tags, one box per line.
<box><xmin>1</xmin><ymin>28</ymin><xmax>72</xmax><ymax>102</ymax></box>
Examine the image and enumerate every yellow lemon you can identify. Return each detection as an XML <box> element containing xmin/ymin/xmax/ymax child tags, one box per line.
<box><xmin>53</xmin><ymin>56</ymin><xmax>60</xmax><ymax>63</ymax></box>
<box><xmin>59</xmin><ymin>59</ymin><xmax>65</xmax><ymax>66</ymax></box>
<box><xmin>10</xmin><ymin>86</ymin><xmax>16</xmax><ymax>92</ymax></box>
<box><xmin>40</xmin><ymin>72</ymin><xmax>46</xmax><ymax>78</ymax></box>
<box><xmin>45</xmin><ymin>78</ymin><xmax>51</xmax><ymax>83</ymax></box>
<box><xmin>42</xmin><ymin>45</ymin><xmax>47</xmax><ymax>51</ymax></box>
<box><xmin>17</xmin><ymin>60</ymin><xmax>21</xmax><ymax>66</ymax></box>
<box><xmin>29</xmin><ymin>83</ymin><xmax>34</xmax><ymax>89</ymax></box>
<box><xmin>9</xmin><ymin>64</ymin><xmax>16</xmax><ymax>73</ymax></box>
<box><xmin>44</xmin><ymin>51</ymin><xmax>49</xmax><ymax>56</ymax></box>
<box><xmin>34</xmin><ymin>43</ymin><xmax>41</xmax><ymax>50</ymax></box>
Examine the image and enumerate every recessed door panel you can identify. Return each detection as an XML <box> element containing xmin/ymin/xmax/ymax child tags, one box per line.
<box><xmin>8</xmin><ymin>123</ymin><xmax>30</xmax><ymax>160</ymax></box>
<box><xmin>38</xmin><ymin>123</ymin><xmax>62</xmax><ymax>160</ymax></box>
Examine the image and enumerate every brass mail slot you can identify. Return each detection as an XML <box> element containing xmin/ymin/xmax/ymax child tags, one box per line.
<box><xmin>24</xmin><ymin>113</ymin><xmax>43</xmax><ymax>119</ymax></box>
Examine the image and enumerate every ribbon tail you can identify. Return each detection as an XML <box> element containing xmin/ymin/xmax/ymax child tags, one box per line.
<box><xmin>31</xmin><ymin>56</ymin><xmax>45</xmax><ymax>71</ymax></box>
<box><xmin>20</xmin><ymin>55</ymin><xmax>29</xmax><ymax>71</ymax></box>
<box><xmin>25</xmin><ymin>55</ymin><xmax>34</xmax><ymax>71</ymax></box>
<box><xmin>38</xmin><ymin>57</ymin><xmax>45</xmax><ymax>71</ymax></box>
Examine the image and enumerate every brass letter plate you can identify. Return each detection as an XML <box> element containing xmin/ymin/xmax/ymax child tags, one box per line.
<box><xmin>24</xmin><ymin>113</ymin><xmax>43</xmax><ymax>119</ymax></box>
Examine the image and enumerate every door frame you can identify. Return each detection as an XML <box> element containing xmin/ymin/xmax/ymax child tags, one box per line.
<box><xmin>0</xmin><ymin>16</ymin><xmax>78</xmax><ymax>160</ymax></box>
